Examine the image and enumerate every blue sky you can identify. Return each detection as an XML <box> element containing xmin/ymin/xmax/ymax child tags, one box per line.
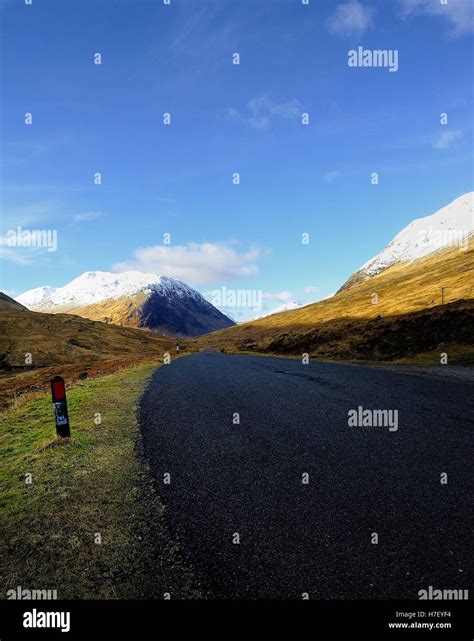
<box><xmin>1</xmin><ymin>0</ymin><xmax>473</xmax><ymax>319</ymax></box>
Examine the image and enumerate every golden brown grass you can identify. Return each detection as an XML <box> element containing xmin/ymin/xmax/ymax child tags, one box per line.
<box><xmin>0</xmin><ymin>304</ymin><xmax>172</xmax><ymax>369</ymax></box>
<box><xmin>0</xmin><ymin>304</ymin><xmax>184</xmax><ymax>411</ymax></box>
<box><xmin>195</xmin><ymin>246</ymin><xmax>474</xmax><ymax>363</ymax></box>
<box><xmin>53</xmin><ymin>292</ymin><xmax>149</xmax><ymax>328</ymax></box>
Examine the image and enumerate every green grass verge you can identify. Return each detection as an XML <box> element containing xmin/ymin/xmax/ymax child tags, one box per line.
<box><xmin>0</xmin><ymin>362</ymin><xmax>199</xmax><ymax>599</ymax></box>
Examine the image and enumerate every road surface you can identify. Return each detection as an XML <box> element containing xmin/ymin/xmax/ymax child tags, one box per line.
<box><xmin>139</xmin><ymin>352</ymin><xmax>473</xmax><ymax>599</ymax></box>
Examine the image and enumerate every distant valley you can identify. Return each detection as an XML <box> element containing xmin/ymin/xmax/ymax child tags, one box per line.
<box><xmin>3</xmin><ymin>192</ymin><xmax>473</xmax><ymax>409</ymax></box>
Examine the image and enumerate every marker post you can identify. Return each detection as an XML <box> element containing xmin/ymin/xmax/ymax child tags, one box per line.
<box><xmin>50</xmin><ymin>376</ymin><xmax>71</xmax><ymax>438</ymax></box>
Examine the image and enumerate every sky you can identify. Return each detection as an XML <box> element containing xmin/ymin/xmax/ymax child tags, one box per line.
<box><xmin>0</xmin><ymin>0</ymin><xmax>473</xmax><ymax>320</ymax></box>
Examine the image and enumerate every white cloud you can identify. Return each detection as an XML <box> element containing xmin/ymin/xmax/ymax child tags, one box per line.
<box><xmin>303</xmin><ymin>285</ymin><xmax>321</xmax><ymax>295</ymax></box>
<box><xmin>433</xmin><ymin>129</ymin><xmax>462</xmax><ymax>149</ymax></box>
<box><xmin>113</xmin><ymin>242</ymin><xmax>260</xmax><ymax>286</ymax></box>
<box><xmin>0</xmin><ymin>201</ymin><xmax>58</xmax><ymax>229</ymax></box>
<box><xmin>399</xmin><ymin>0</ymin><xmax>474</xmax><ymax>36</ymax></box>
<box><xmin>326</xmin><ymin>1</ymin><xmax>374</xmax><ymax>37</ymax></box>
<box><xmin>72</xmin><ymin>211</ymin><xmax>104</xmax><ymax>223</ymax></box>
<box><xmin>262</xmin><ymin>291</ymin><xmax>295</xmax><ymax>303</ymax></box>
<box><xmin>323</xmin><ymin>170</ymin><xmax>341</xmax><ymax>184</ymax></box>
<box><xmin>227</xmin><ymin>95</ymin><xmax>302</xmax><ymax>130</ymax></box>
<box><xmin>0</xmin><ymin>232</ymin><xmax>54</xmax><ymax>265</ymax></box>
<box><xmin>0</xmin><ymin>245</ymin><xmax>33</xmax><ymax>265</ymax></box>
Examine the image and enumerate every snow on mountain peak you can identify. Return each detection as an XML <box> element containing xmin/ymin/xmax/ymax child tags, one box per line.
<box><xmin>15</xmin><ymin>285</ymin><xmax>58</xmax><ymax>307</ymax></box>
<box><xmin>16</xmin><ymin>270</ymin><xmax>203</xmax><ymax>310</ymax></box>
<box><xmin>254</xmin><ymin>300</ymin><xmax>300</xmax><ymax>320</ymax></box>
<box><xmin>359</xmin><ymin>192</ymin><xmax>473</xmax><ymax>278</ymax></box>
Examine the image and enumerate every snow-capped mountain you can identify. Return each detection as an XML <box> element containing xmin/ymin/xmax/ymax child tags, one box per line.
<box><xmin>16</xmin><ymin>271</ymin><xmax>235</xmax><ymax>337</ymax></box>
<box><xmin>339</xmin><ymin>192</ymin><xmax>473</xmax><ymax>292</ymax></box>
<box><xmin>254</xmin><ymin>300</ymin><xmax>300</xmax><ymax>320</ymax></box>
<box><xmin>17</xmin><ymin>271</ymin><xmax>203</xmax><ymax>310</ymax></box>
<box><xmin>17</xmin><ymin>285</ymin><xmax>57</xmax><ymax>308</ymax></box>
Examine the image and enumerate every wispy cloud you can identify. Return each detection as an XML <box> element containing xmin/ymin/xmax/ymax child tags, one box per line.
<box><xmin>326</xmin><ymin>1</ymin><xmax>374</xmax><ymax>37</ymax></box>
<box><xmin>399</xmin><ymin>0</ymin><xmax>474</xmax><ymax>36</ymax></box>
<box><xmin>303</xmin><ymin>285</ymin><xmax>321</xmax><ymax>295</ymax></box>
<box><xmin>0</xmin><ymin>232</ymin><xmax>56</xmax><ymax>265</ymax></box>
<box><xmin>0</xmin><ymin>246</ymin><xmax>34</xmax><ymax>265</ymax></box>
<box><xmin>1</xmin><ymin>136</ymin><xmax>74</xmax><ymax>168</ymax></box>
<box><xmin>1</xmin><ymin>203</ymin><xmax>104</xmax><ymax>230</ymax></box>
<box><xmin>262</xmin><ymin>291</ymin><xmax>295</xmax><ymax>303</ymax></box>
<box><xmin>155</xmin><ymin>3</ymin><xmax>245</xmax><ymax>77</ymax></box>
<box><xmin>0</xmin><ymin>201</ymin><xmax>58</xmax><ymax>230</ymax></box>
<box><xmin>226</xmin><ymin>95</ymin><xmax>302</xmax><ymax>130</ymax></box>
<box><xmin>113</xmin><ymin>242</ymin><xmax>260</xmax><ymax>286</ymax></box>
<box><xmin>432</xmin><ymin>129</ymin><xmax>463</xmax><ymax>150</ymax></box>
<box><xmin>0</xmin><ymin>236</ymin><xmax>36</xmax><ymax>265</ymax></box>
<box><xmin>323</xmin><ymin>170</ymin><xmax>341</xmax><ymax>184</ymax></box>
<box><xmin>72</xmin><ymin>211</ymin><xmax>104</xmax><ymax>223</ymax></box>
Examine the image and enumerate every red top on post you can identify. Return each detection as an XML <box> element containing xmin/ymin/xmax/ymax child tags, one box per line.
<box><xmin>51</xmin><ymin>376</ymin><xmax>66</xmax><ymax>401</ymax></box>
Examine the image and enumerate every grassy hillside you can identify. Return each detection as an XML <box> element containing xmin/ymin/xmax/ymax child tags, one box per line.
<box><xmin>0</xmin><ymin>303</ymin><xmax>173</xmax><ymax>370</ymax></box>
<box><xmin>32</xmin><ymin>289</ymin><xmax>235</xmax><ymax>338</ymax></box>
<box><xmin>0</xmin><ymin>362</ymin><xmax>199</xmax><ymax>599</ymax></box>
<box><xmin>195</xmin><ymin>246</ymin><xmax>474</xmax><ymax>364</ymax></box>
<box><xmin>48</xmin><ymin>292</ymin><xmax>148</xmax><ymax>328</ymax></box>
<box><xmin>0</xmin><ymin>301</ymin><xmax>178</xmax><ymax>410</ymax></box>
<box><xmin>0</xmin><ymin>292</ymin><xmax>27</xmax><ymax>311</ymax></box>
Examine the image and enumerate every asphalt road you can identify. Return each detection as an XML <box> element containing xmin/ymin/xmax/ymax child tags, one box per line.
<box><xmin>139</xmin><ymin>352</ymin><xmax>473</xmax><ymax>599</ymax></box>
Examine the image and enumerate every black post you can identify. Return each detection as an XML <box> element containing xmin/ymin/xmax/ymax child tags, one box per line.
<box><xmin>51</xmin><ymin>376</ymin><xmax>71</xmax><ymax>438</ymax></box>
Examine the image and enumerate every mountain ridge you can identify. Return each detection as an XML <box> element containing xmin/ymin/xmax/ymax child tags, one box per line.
<box><xmin>338</xmin><ymin>192</ymin><xmax>473</xmax><ymax>292</ymax></box>
<box><xmin>16</xmin><ymin>270</ymin><xmax>235</xmax><ymax>337</ymax></box>
<box><xmin>0</xmin><ymin>292</ymin><xmax>28</xmax><ymax>311</ymax></box>
<box><xmin>17</xmin><ymin>270</ymin><xmax>204</xmax><ymax>310</ymax></box>
<box><xmin>195</xmin><ymin>243</ymin><xmax>474</xmax><ymax>364</ymax></box>
<box><xmin>254</xmin><ymin>300</ymin><xmax>301</xmax><ymax>320</ymax></box>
